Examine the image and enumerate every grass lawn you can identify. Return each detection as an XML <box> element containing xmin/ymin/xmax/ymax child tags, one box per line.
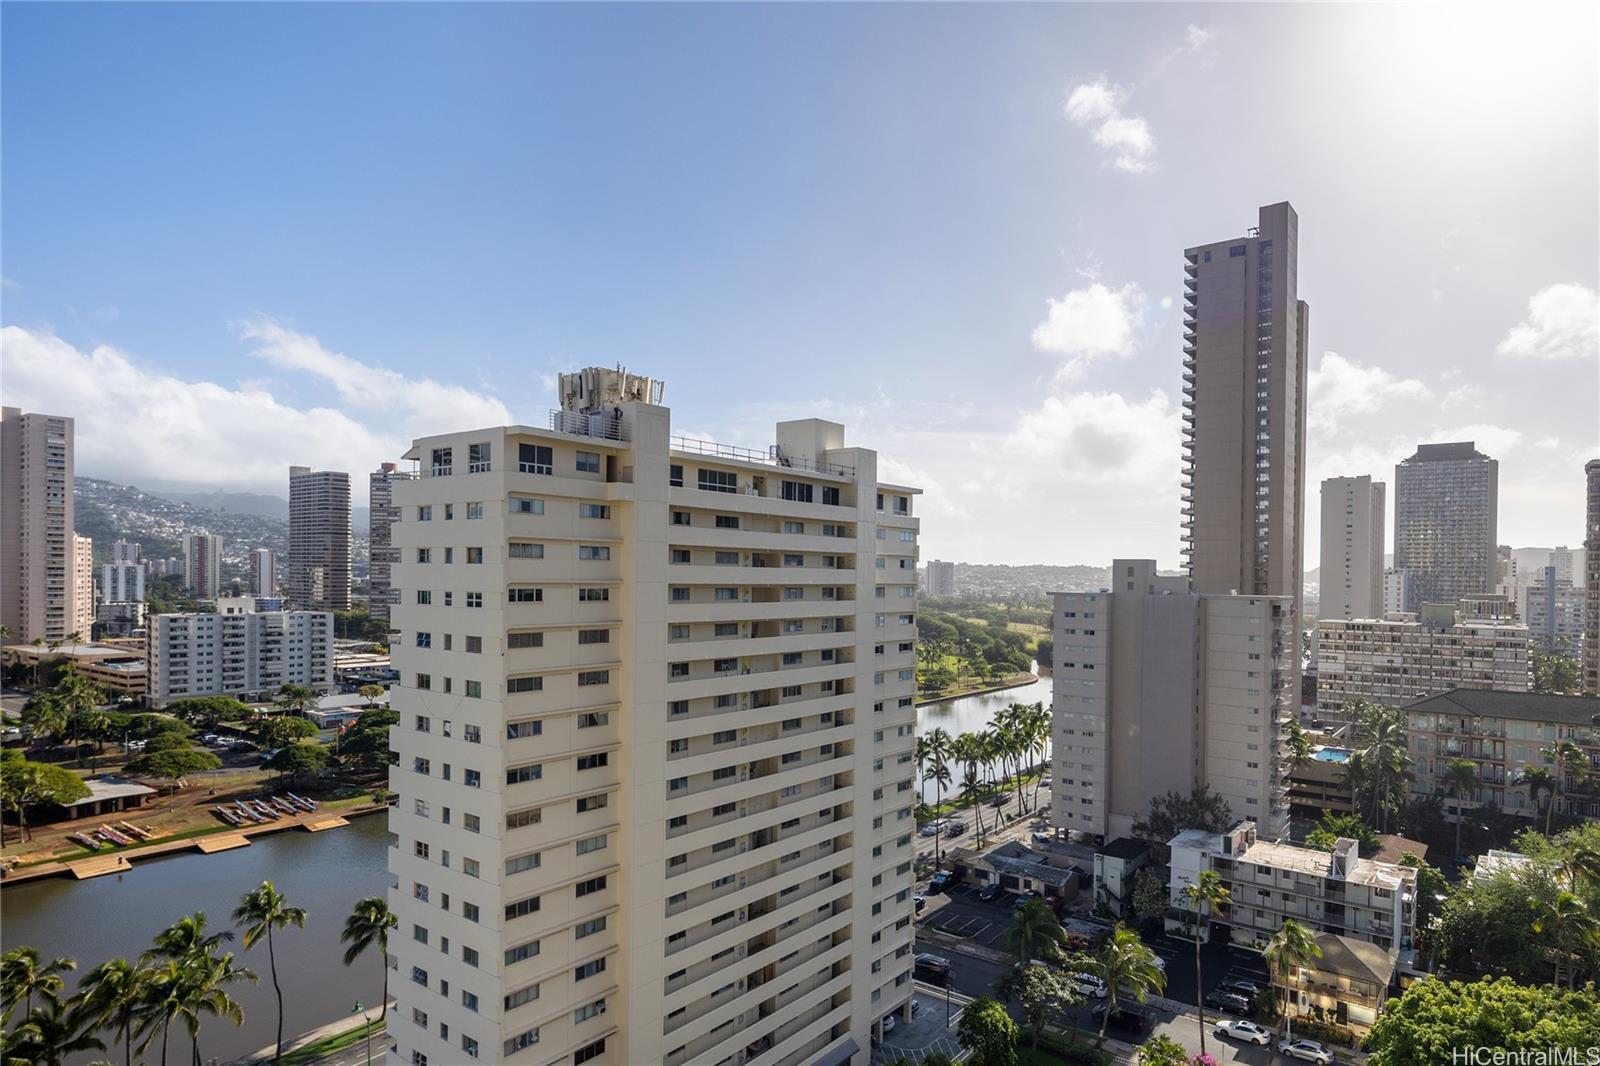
<box><xmin>281</xmin><ymin>1017</ymin><xmax>386</xmax><ymax>1066</ymax></box>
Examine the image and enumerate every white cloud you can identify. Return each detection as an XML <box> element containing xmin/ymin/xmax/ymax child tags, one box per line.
<box><xmin>1306</xmin><ymin>352</ymin><xmax>1431</xmax><ymax>431</ymax></box>
<box><xmin>1003</xmin><ymin>388</ymin><xmax>1180</xmax><ymax>490</ymax></box>
<box><xmin>1030</xmin><ymin>282</ymin><xmax>1146</xmax><ymax>379</ymax></box>
<box><xmin>240</xmin><ymin>317</ymin><xmax>510</xmax><ymax>441</ymax></box>
<box><xmin>1495</xmin><ymin>283</ymin><xmax>1600</xmax><ymax>360</ymax></box>
<box><xmin>1184</xmin><ymin>25</ymin><xmax>1214</xmax><ymax>53</ymax></box>
<box><xmin>0</xmin><ymin>323</ymin><xmax>512</xmax><ymax>505</ymax></box>
<box><xmin>1063</xmin><ymin>80</ymin><xmax>1157</xmax><ymax>174</ymax></box>
<box><xmin>1440</xmin><ymin>383</ymin><xmax>1484</xmax><ymax>409</ymax></box>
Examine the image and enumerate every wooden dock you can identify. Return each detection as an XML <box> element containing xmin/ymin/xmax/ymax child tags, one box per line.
<box><xmin>68</xmin><ymin>854</ymin><xmax>133</xmax><ymax>879</ymax></box>
<box><xmin>195</xmin><ymin>834</ymin><xmax>251</xmax><ymax>853</ymax></box>
<box><xmin>303</xmin><ymin>816</ymin><xmax>349</xmax><ymax>832</ymax></box>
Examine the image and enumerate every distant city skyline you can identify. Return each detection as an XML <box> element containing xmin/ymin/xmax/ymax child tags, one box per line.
<box><xmin>2</xmin><ymin>3</ymin><xmax>1595</xmax><ymax>568</ymax></box>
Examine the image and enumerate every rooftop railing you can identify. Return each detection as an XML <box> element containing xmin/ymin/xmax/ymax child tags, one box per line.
<box><xmin>549</xmin><ymin>409</ymin><xmax>627</xmax><ymax>442</ymax></box>
<box><xmin>669</xmin><ymin>435</ymin><xmax>855</xmax><ymax>479</ymax></box>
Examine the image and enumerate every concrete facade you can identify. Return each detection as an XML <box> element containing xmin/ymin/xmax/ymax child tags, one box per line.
<box><xmin>370</xmin><ymin>462</ymin><xmax>413</xmax><ymax>625</ymax></box>
<box><xmin>1381</xmin><ymin>569</ymin><xmax>1411</xmax><ymax>617</ymax></box>
<box><xmin>73</xmin><ymin>533</ymin><xmax>95</xmax><ymax>638</ymax></box>
<box><xmin>1</xmin><ymin>406</ymin><xmax>80</xmax><ymax>643</ymax></box>
<box><xmin>385</xmin><ymin>371</ymin><xmax>919</xmax><ymax>1066</ymax></box>
<box><xmin>1168</xmin><ymin>821</ymin><xmax>1416</xmax><ymax>959</ymax></box>
<box><xmin>147</xmin><ymin>608</ymin><xmax>334</xmax><ymax>706</ymax></box>
<box><xmin>183</xmin><ymin>532</ymin><xmax>222</xmax><ymax>601</ymax></box>
<box><xmin>1051</xmin><ymin>559</ymin><xmax>1294</xmax><ymax>843</ymax></box>
<box><xmin>923</xmin><ymin>560</ymin><xmax>955</xmax><ymax>598</ymax></box>
<box><xmin>1319</xmin><ymin>476</ymin><xmax>1385</xmax><ymax>621</ymax></box>
<box><xmin>250</xmin><ymin>548</ymin><xmax>278</xmax><ymax>598</ymax></box>
<box><xmin>101</xmin><ymin>561</ymin><xmax>146</xmax><ymax>604</ymax></box>
<box><xmin>1586</xmin><ymin>460</ymin><xmax>1600</xmax><ymax>692</ymax></box>
<box><xmin>1406</xmin><ymin>689</ymin><xmax>1600</xmax><ymax>822</ymax></box>
<box><xmin>1315</xmin><ymin>605</ymin><xmax>1529</xmax><ymax>716</ymax></box>
<box><xmin>288</xmin><ymin>466</ymin><xmax>352</xmax><ymax>611</ymax></box>
<box><xmin>1393</xmin><ymin>442</ymin><xmax>1498</xmax><ymax>612</ymax></box>
<box><xmin>1519</xmin><ymin>566</ymin><xmax>1585</xmax><ymax>655</ymax></box>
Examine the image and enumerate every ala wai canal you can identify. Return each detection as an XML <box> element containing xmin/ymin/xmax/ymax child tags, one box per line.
<box><xmin>2</xmin><ymin>675</ymin><xmax>1050</xmax><ymax>1064</ymax></box>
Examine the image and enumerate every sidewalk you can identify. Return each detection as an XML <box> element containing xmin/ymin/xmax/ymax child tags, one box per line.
<box><xmin>231</xmin><ymin>1002</ymin><xmax>391</xmax><ymax>1066</ymax></box>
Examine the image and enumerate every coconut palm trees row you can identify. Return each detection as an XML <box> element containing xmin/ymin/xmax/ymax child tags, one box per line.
<box><xmin>917</xmin><ymin>702</ymin><xmax>1052</xmax><ymax>863</ymax></box>
<box><xmin>0</xmin><ymin>889</ymin><xmax>397</xmax><ymax>1066</ymax></box>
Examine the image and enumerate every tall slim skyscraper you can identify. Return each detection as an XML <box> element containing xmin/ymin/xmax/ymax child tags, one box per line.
<box><xmin>1584</xmin><ymin>459</ymin><xmax>1600</xmax><ymax>692</ymax></box>
<box><xmin>183</xmin><ymin>532</ymin><xmax>223</xmax><ymax>600</ymax></box>
<box><xmin>386</xmin><ymin>368</ymin><xmax>920</xmax><ymax>1066</ymax></box>
<box><xmin>1</xmin><ymin>406</ymin><xmax>79</xmax><ymax>643</ymax></box>
<box><xmin>1319</xmin><ymin>476</ymin><xmax>1386</xmax><ymax>620</ymax></box>
<box><xmin>72</xmin><ymin>534</ymin><xmax>94</xmax><ymax>638</ymax></box>
<box><xmin>368</xmin><ymin>461</ymin><xmax>413</xmax><ymax>625</ymax></box>
<box><xmin>924</xmin><ymin>559</ymin><xmax>955</xmax><ymax>597</ymax></box>
<box><xmin>1182</xmin><ymin>201</ymin><xmax>1308</xmax><ymax>614</ymax></box>
<box><xmin>101</xmin><ymin>560</ymin><xmax>146</xmax><ymax>603</ymax></box>
<box><xmin>1393</xmin><ymin>442</ymin><xmax>1499</xmax><ymax>612</ymax></box>
<box><xmin>111</xmin><ymin>539</ymin><xmax>141</xmax><ymax>564</ymax></box>
<box><xmin>288</xmin><ymin>466</ymin><xmax>352</xmax><ymax>611</ymax></box>
<box><xmin>250</xmin><ymin>548</ymin><xmax>277</xmax><ymax>598</ymax></box>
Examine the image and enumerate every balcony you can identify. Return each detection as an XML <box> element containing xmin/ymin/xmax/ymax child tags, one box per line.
<box><xmin>550</xmin><ymin>409</ymin><xmax>627</xmax><ymax>442</ymax></box>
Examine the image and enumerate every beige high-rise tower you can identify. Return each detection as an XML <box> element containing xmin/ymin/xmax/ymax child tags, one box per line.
<box><xmin>1319</xmin><ymin>476</ymin><xmax>1386</xmax><ymax>620</ymax></box>
<box><xmin>1</xmin><ymin>406</ymin><xmax>81</xmax><ymax>643</ymax></box>
<box><xmin>369</xmin><ymin>461</ymin><xmax>413</xmax><ymax>625</ymax></box>
<box><xmin>288</xmin><ymin>466</ymin><xmax>352</xmax><ymax>611</ymax></box>
<box><xmin>1182</xmin><ymin>201</ymin><xmax>1308</xmax><ymax>612</ymax></box>
<box><xmin>385</xmin><ymin>368</ymin><xmax>920</xmax><ymax>1066</ymax></box>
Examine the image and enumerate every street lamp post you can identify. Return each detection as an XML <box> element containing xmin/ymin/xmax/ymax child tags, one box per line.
<box><xmin>352</xmin><ymin>1002</ymin><xmax>372</xmax><ymax>1066</ymax></box>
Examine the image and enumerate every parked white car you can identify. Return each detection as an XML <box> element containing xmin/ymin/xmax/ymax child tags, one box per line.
<box><xmin>1213</xmin><ymin>1020</ymin><xmax>1272</xmax><ymax>1046</ymax></box>
<box><xmin>1070</xmin><ymin>972</ymin><xmax>1107</xmax><ymax>999</ymax></box>
<box><xmin>1278</xmin><ymin>1038</ymin><xmax>1335</xmax><ymax>1065</ymax></box>
<box><xmin>880</xmin><ymin>1013</ymin><xmax>896</xmax><ymax>1034</ymax></box>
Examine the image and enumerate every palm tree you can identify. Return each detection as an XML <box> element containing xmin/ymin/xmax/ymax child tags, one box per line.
<box><xmin>1091</xmin><ymin>924</ymin><xmax>1165</xmax><ymax>1049</ymax></box>
<box><xmin>1516</xmin><ymin>765</ymin><xmax>1558</xmax><ymax>830</ymax></box>
<box><xmin>1531</xmin><ymin>890</ymin><xmax>1599</xmax><ymax>989</ymax></box>
<box><xmin>143</xmin><ymin>913</ymin><xmax>233</xmax><ymax>965</ymax></box>
<box><xmin>1</xmin><ymin>947</ymin><xmax>75</xmax><ymax>1026</ymax></box>
<box><xmin>29</xmin><ymin>636</ymin><xmax>46</xmax><ymax>686</ymax></box>
<box><xmin>21</xmin><ymin>692</ymin><xmax>68</xmax><ymax>752</ymax></box>
<box><xmin>340</xmin><ymin>897</ymin><xmax>398</xmax><ymax>1022</ymax></box>
<box><xmin>4</xmin><ymin>992</ymin><xmax>105</xmax><ymax>1066</ymax></box>
<box><xmin>274</xmin><ymin>684</ymin><xmax>315</xmax><ymax>718</ymax></box>
<box><xmin>233</xmin><ymin>880</ymin><xmax>308</xmax><ymax>1062</ymax></box>
<box><xmin>1541</xmin><ymin>740</ymin><xmax>1588</xmax><ymax>837</ymax></box>
<box><xmin>1262</xmin><ymin>918</ymin><xmax>1321</xmax><ymax>1046</ymax></box>
<box><xmin>923</xmin><ymin>727</ymin><xmax>954</xmax><ymax>866</ymax></box>
<box><xmin>1442</xmin><ymin>757</ymin><xmax>1480</xmax><ymax>858</ymax></box>
<box><xmin>1022</xmin><ymin>703</ymin><xmax>1051</xmax><ymax>811</ymax></box>
<box><xmin>958</xmin><ymin>767</ymin><xmax>987</xmax><ymax>850</ymax></box>
<box><xmin>1184</xmin><ymin>871</ymin><xmax>1231</xmax><ymax>1059</ymax></box>
<box><xmin>56</xmin><ymin>666</ymin><xmax>106</xmax><ymax>766</ymax></box>
<box><xmin>952</xmin><ymin>733</ymin><xmax>987</xmax><ymax>844</ymax></box>
<box><xmin>1003</xmin><ymin>897</ymin><xmax>1068</xmax><ymax>965</ymax></box>
<box><xmin>72</xmin><ymin>957</ymin><xmax>149</xmax><ymax>1066</ymax></box>
<box><xmin>1353</xmin><ymin>703</ymin><xmax>1409</xmax><ymax>832</ymax></box>
<box><xmin>174</xmin><ymin>951</ymin><xmax>252</xmax><ymax>1066</ymax></box>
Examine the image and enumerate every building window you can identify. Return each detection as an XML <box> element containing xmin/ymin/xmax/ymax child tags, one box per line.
<box><xmin>465</xmin><ymin>680</ymin><xmax>482</xmax><ymax>699</ymax></box>
<box><xmin>575</xmin><ymin>875</ymin><xmax>607</xmax><ymax>897</ymax></box>
<box><xmin>466</xmin><ymin>502</ymin><xmax>483</xmax><ymax>519</ymax></box>
<box><xmin>504</xmin><ymin>1029</ymin><xmax>540</xmax><ymax>1056</ymax></box>
<box><xmin>780</xmin><ymin>480</ymin><xmax>813</xmax><ymax>503</ymax></box>
<box><xmin>506</xmin><ymin>764</ymin><xmax>542</xmax><ymax>785</ymax></box>
<box><xmin>465</xmin><ymin>635</ymin><xmax>482</xmax><ymax>654</ymax></box>
<box><xmin>418</xmin><ymin>506</ymin><xmax>432</xmax><ymax>521</ymax></box>
<box><xmin>507</xmin><ymin>675</ymin><xmax>543</xmax><ymax>693</ymax></box>
<box><xmin>518</xmin><ymin>443</ymin><xmax>552</xmax><ymax>475</ymax></box>
<box><xmin>577</xmin><ymin>670</ymin><xmax>610</xmax><ymax>686</ymax></box>
<box><xmin>574</xmin><ymin>1038</ymin><xmax>607</xmax><ymax>1064</ymax></box>
<box><xmin>669</xmin><ymin>464</ymin><xmax>683</xmax><ymax>487</ymax></box>
<box><xmin>579</xmin><ymin>545</ymin><xmax>610</xmax><ymax>561</ymax></box>
<box><xmin>507</xmin><ymin>631</ymin><xmax>542</xmax><ymax>649</ymax></box>
<box><xmin>505</xmin><ymin>939</ymin><xmax>539</xmax><ymax>965</ymax></box>
<box><xmin>508</xmin><ymin>541</ymin><xmax>543</xmax><ymax>559</ymax></box>
<box><xmin>508</xmin><ymin>587</ymin><xmax>543</xmax><ymax>603</ymax></box>
<box><xmin>576</xmin><ymin>793</ymin><xmax>607</xmax><ymax>813</ymax></box>
<box><xmin>574</xmin><ymin>999</ymin><xmax>607</xmax><ymax>1023</ymax></box>
<box><xmin>698</xmin><ymin>469</ymin><xmax>737</xmax><ymax>493</ymax></box>
<box><xmin>506</xmin><ymin>851</ymin><xmax>541</xmax><ymax>875</ymax></box>
<box><xmin>575</xmin><ymin>451</ymin><xmax>600</xmax><ymax>474</ymax></box>
<box><xmin>578</xmin><ymin>588</ymin><xmax>610</xmax><ymax>602</ymax></box>
<box><xmin>576</xmin><ymin>834</ymin><xmax>607</xmax><ymax>855</ymax></box>
<box><xmin>577</xmin><ymin>712</ymin><xmax>609</xmax><ymax>729</ymax></box>
<box><xmin>714</xmin><ymin>514</ymin><xmax>739</xmax><ymax>529</ymax></box>
<box><xmin>579</xmin><ymin>503</ymin><xmax>610</xmax><ymax>519</ymax></box>
<box><xmin>507</xmin><ymin>720</ymin><xmax>542</xmax><ymax>740</ymax></box>
<box><xmin>574</xmin><ymin>958</ymin><xmax>606</xmax><ymax>981</ymax></box>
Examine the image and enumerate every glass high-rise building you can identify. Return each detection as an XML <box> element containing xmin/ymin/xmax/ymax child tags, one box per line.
<box><xmin>1393</xmin><ymin>442</ymin><xmax>1498</xmax><ymax>612</ymax></box>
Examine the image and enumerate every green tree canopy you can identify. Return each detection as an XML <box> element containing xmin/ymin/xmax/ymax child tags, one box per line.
<box><xmin>265</xmin><ymin>744</ymin><xmax>330</xmax><ymax>779</ymax></box>
<box><xmin>1136</xmin><ymin>1035</ymin><xmax>1190</xmax><ymax>1066</ymax></box>
<box><xmin>1304</xmin><ymin>812</ymin><xmax>1381</xmax><ymax>855</ymax></box>
<box><xmin>956</xmin><ymin>996</ymin><xmax>1019</xmax><ymax>1066</ymax></box>
<box><xmin>1366</xmin><ymin>978</ymin><xmax>1599</xmax><ymax>1066</ymax></box>
<box><xmin>125</xmin><ymin>748</ymin><xmax>222</xmax><ymax>780</ymax></box>
<box><xmin>1132</xmin><ymin>786</ymin><xmax>1233</xmax><ymax>858</ymax></box>
<box><xmin>1530</xmin><ymin>648</ymin><xmax>1581</xmax><ymax>695</ymax></box>
<box><xmin>257</xmin><ymin>717</ymin><xmax>318</xmax><ymax>749</ymax></box>
<box><xmin>164</xmin><ymin>697</ymin><xmax>251</xmax><ymax>729</ymax></box>
<box><xmin>1</xmin><ymin>749</ymin><xmax>91</xmax><ymax>842</ymax></box>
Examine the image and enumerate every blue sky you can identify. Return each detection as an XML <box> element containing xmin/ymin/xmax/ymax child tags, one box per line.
<box><xmin>3</xmin><ymin>2</ymin><xmax>1596</xmax><ymax>569</ymax></box>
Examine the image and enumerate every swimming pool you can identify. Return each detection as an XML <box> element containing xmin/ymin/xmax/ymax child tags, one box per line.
<box><xmin>1311</xmin><ymin>747</ymin><xmax>1352</xmax><ymax>763</ymax></box>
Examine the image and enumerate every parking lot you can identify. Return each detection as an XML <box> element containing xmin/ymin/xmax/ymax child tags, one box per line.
<box><xmin>917</xmin><ymin>879</ymin><xmax>1021</xmax><ymax>950</ymax></box>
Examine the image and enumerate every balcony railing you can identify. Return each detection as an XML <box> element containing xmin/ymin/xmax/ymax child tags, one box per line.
<box><xmin>669</xmin><ymin>436</ymin><xmax>855</xmax><ymax>479</ymax></box>
<box><xmin>550</xmin><ymin>409</ymin><xmax>628</xmax><ymax>442</ymax></box>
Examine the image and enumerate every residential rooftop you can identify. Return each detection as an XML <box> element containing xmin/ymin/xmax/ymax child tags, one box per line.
<box><xmin>1404</xmin><ymin>688</ymin><xmax>1600</xmax><ymax>728</ymax></box>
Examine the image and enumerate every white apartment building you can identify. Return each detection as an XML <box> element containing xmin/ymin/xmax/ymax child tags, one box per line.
<box><xmin>184</xmin><ymin>532</ymin><xmax>223</xmax><ymax>601</ymax></box>
<box><xmin>1</xmin><ymin>406</ymin><xmax>81</xmax><ymax>643</ymax></box>
<box><xmin>1168</xmin><ymin>820</ymin><xmax>1416</xmax><ymax>956</ymax></box>
<box><xmin>1381</xmin><ymin>569</ymin><xmax>1412</xmax><ymax>617</ymax></box>
<box><xmin>1052</xmin><ymin>560</ymin><xmax>1294</xmax><ymax>843</ymax></box>
<box><xmin>1315</xmin><ymin>604</ymin><xmax>1529</xmax><ymax>716</ymax></box>
<box><xmin>147</xmin><ymin>606</ymin><xmax>334</xmax><ymax>707</ymax></box>
<box><xmin>1518</xmin><ymin>567</ymin><xmax>1585</xmax><ymax>655</ymax></box>
<box><xmin>102</xmin><ymin>561</ymin><xmax>147</xmax><ymax>603</ymax></box>
<box><xmin>251</xmin><ymin>548</ymin><xmax>278</xmax><ymax>598</ymax></box>
<box><xmin>111</xmin><ymin>539</ymin><xmax>142</xmax><ymax>565</ymax></box>
<box><xmin>1319</xmin><ymin>476</ymin><xmax>1385</xmax><ymax>621</ymax></box>
<box><xmin>73</xmin><ymin>534</ymin><xmax>94</xmax><ymax>638</ymax></box>
<box><xmin>923</xmin><ymin>560</ymin><xmax>955</xmax><ymax>598</ymax></box>
<box><xmin>371</xmin><ymin>462</ymin><xmax>414</xmax><ymax>625</ymax></box>
<box><xmin>385</xmin><ymin>368</ymin><xmax>921</xmax><ymax>1066</ymax></box>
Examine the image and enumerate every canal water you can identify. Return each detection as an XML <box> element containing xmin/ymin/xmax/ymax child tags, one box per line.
<box><xmin>915</xmin><ymin>668</ymin><xmax>1052</xmax><ymax>803</ymax></box>
<box><xmin>0</xmin><ymin>812</ymin><xmax>391</xmax><ymax>1065</ymax></box>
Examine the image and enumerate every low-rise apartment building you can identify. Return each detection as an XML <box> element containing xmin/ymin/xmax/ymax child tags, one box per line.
<box><xmin>1167</xmin><ymin>820</ymin><xmax>1416</xmax><ymax>958</ymax></box>
<box><xmin>2</xmin><ymin>641</ymin><xmax>147</xmax><ymax>694</ymax></box>
<box><xmin>1052</xmin><ymin>560</ymin><xmax>1295</xmax><ymax>843</ymax></box>
<box><xmin>147</xmin><ymin>607</ymin><xmax>333</xmax><ymax>707</ymax></box>
<box><xmin>384</xmin><ymin>367</ymin><xmax>920</xmax><ymax>1066</ymax></box>
<box><xmin>1405</xmin><ymin>689</ymin><xmax>1600</xmax><ymax>822</ymax></box>
<box><xmin>1315</xmin><ymin>602</ymin><xmax>1529</xmax><ymax>717</ymax></box>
